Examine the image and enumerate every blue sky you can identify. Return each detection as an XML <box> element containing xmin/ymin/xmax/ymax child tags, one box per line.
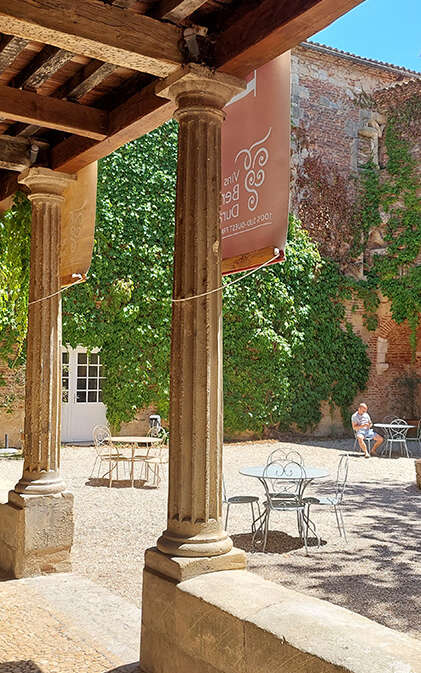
<box><xmin>311</xmin><ymin>0</ymin><xmax>421</xmax><ymax>72</ymax></box>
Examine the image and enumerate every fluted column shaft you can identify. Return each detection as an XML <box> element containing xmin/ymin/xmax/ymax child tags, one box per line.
<box><xmin>15</xmin><ymin>167</ymin><xmax>75</xmax><ymax>495</ymax></box>
<box><xmin>156</xmin><ymin>66</ymin><xmax>245</xmax><ymax>557</ymax></box>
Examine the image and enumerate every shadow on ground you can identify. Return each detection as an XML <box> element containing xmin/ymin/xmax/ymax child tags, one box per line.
<box><xmin>232</xmin><ymin>531</ymin><xmax>324</xmax><ymax>554</ymax></box>
<box><xmin>0</xmin><ymin>663</ymin><xmax>44</xmax><ymax>673</ymax></box>
<box><xmin>249</xmin><ymin>477</ymin><xmax>420</xmax><ymax>635</ymax></box>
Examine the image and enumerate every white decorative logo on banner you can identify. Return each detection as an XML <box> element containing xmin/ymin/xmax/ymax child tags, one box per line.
<box><xmin>235</xmin><ymin>128</ymin><xmax>272</xmax><ymax>212</ymax></box>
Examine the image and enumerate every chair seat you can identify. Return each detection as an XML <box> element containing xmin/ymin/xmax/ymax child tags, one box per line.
<box><xmin>303</xmin><ymin>496</ymin><xmax>339</xmax><ymax>506</ymax></box>
<box><xmin>263</xmin><ymin>499</ymin><xmax>304</xmax><ymax>511</ymax></box>
<box><xmin>226</xmin><ymin>495</ymin><xmax>259</xmax><ymax>505</ymax></box>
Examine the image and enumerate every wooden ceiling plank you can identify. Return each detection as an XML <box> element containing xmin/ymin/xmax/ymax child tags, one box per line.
<box><xmin>0</xmin><ymin>85</ymin><xmax>108</xmax><ymax>139</ymax></box>
<box><xmin>0</xmin><ymin>34</ymin><xmax>29</xmax><ymax>72</ymax></box>
<box><xmin>152</xmin><ymin>0</ymin><xmax>209</xmax><ymax>22</ymax></box>
<box><xmin>9</xmin><ymin>46</ymin><xmax>74</xmax><ymax>91</ymax></box>
<box><xmin>0</xmin><ymin>134</ymin><xmax>32</xmax><ymax>171</ymax></box>
<box><xmin>51</xmin><ymin>83</ymin><xmax>174</xmax><ymax>173</ymax></box>
<box><xmin>65</xmin><ymin>62</ymin><xmax>118</xmax><ymax>101</ymax></box>
<box><xmin>0</xmin><ymin>0</ymin><xmax>183</xmax><ymax>77</ymax></box>
<box><xmin>214</xmin><ymin>0</ymin><xmax>365</xmax><ymax>77</ymax></box>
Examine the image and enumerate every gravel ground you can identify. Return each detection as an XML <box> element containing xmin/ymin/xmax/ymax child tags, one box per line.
<box><xmin>1</xmin><ymin>438</ymin><xmax>420</xmax><ymax>639</ymax></box>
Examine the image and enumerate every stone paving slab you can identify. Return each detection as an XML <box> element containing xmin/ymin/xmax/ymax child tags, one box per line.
<box><xmin>0</xmin><ymin>574</ymin><xmax>140</xmax><ymax>673</ymax></box>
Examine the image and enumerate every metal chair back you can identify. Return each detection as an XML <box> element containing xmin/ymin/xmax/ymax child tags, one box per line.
<box><xmin>262</xmin><ymin>459</ymin><xmax>306</xmax><ymax>505</ymax></box>
<box><xmin>389</xmin><ymin>418</ymin><xmax>409</xmax><ymax>440</ymax></box>
<box><xmin>266</xmin><ymin>448</ymin><xmax>304</xmax><ymax>465</ymax></box>
<box><xmin>335</xmin><ymin>455</ymin><xmax>349</xmax><ymax>503</ymax></box>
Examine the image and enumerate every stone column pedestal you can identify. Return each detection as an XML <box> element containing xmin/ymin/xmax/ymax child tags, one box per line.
<box><xmin>0</xmin><ymin>167</ymin><xmax>75</xmax><ymax>578</ymax></box>
<box><xmin>141</xmin><ymin>65</ymin><xmax>246</xmax><ymax>673</ymax></box>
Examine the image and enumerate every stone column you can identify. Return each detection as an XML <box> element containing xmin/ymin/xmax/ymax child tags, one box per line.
<box><xmin>141</xmin><ymin>65</ymin><xmax>247</xmax><ymax>673</ymax></box>
<box><xmin>0</xmin><ymin>167</ymin><xmax>75</xmax><ymax>578</ymax></box>
<box><xmin>16</xmin><ymin>167</ymin><xmax>75</xmax><ymax>494</ymax></box>
<box><xmin>152</xmin><ymin>65</ymin><xmax>246</xmax><ymax>561</ymax></box>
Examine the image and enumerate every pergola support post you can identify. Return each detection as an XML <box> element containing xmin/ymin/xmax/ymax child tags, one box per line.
<box><xmin>0</xmin><ymin>167</ymin><xmax>75</xmax><ymax>578</ymax></box>
<box><xmin>140</xmin><ymin>65</ymin><xmax>247</xmax><ymax>672</ymax></box>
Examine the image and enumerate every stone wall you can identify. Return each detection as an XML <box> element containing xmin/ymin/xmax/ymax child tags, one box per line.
<box><xmin>290</xmin><ymin>43</ymin><xmax>421</xmax><ymax>433</ymax></box>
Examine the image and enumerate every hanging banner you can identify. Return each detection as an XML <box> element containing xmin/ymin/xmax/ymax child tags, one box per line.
<box><xmin>221</xmin><ymin>52</ymin><xmax>291</xmax><ymax>275</ymax></box>
<box><xmin>61</xmin><ymin>162</ymin><xmax>97</xmax><ymax>288</ymax></box>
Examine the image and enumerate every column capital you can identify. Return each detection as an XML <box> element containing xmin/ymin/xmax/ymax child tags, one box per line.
<box><xmin>156</xmin><ymin>63</ymin><xmax>245</xmax><ymax>116</ymax></box>
<box><xmin>18</xmin><ymin>167</ymin><xmax>75</xmax><ymax>202</ymax></box>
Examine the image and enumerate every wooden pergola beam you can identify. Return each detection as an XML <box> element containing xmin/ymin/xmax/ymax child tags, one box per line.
<box><xmin>214</xmin><ymin>0</ymin><xmax>365</xmax><ymax>77</ymax></box>
<box><xmin>0</xmin><ymin>0</ymin><xmax>183</xmax><ymax>77</ymax></box>
<box><xmin>0</xmin><ymin>85</ymin><xmax>108</xmax><ymax>139</ymax></box>
<box><xmin>51</xmin><ymin>82</ymin><xmax>175</xmax><ymax>173</ymax></box>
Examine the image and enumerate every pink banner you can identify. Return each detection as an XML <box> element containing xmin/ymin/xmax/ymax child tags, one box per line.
<box><xmin>221</xmin><ymin>53</ymin><xmax>291</xmax><ymax>274</ymax></box>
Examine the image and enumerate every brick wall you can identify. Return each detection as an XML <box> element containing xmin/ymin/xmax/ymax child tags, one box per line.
<box><xmin>291</xmin><ymin>43</ymin><xmax>421</xmax><ymax>433</ymax></box>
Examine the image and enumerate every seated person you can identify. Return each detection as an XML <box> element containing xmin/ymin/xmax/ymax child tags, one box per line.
<box><xmin>351</xmin><ymin>402</ymin><xmax>383</xmax><ymax>458</ymax></box>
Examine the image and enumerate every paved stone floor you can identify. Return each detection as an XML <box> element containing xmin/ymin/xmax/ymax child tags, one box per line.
<box><xmin>0</xmin><ymin>574</ymin><xmax>140</xmax><ymax>673</ymax></box>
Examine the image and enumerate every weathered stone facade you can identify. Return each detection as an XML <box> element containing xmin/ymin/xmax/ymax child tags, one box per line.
<box><xmin>290</xmin><ymin>43</ymin><xmax>421</xmax><ymax>433</ymax></box>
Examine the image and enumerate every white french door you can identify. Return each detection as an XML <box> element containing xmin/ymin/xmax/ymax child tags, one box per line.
<box><xmin>61</xmin><ymin>346</ymin><xmax>107</xmax><ymax>443</ymax></box>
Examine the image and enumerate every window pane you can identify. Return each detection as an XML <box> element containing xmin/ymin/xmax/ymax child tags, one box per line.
<box><xmin>62</xmin><ymin>390</ymin><xmax>68</xmax><ymax>403</ymax></box>
<box><xmin>88</xmin><ymin>391</ymin><xmax>97</xmax><ymax>402</ymax></box>
<box><xmin>88</xmin><ymin>378</ymin><xmax>97</xmax><ymax>390</ymax></box>
<box><xmin>62</xmin><ymin>364</ymin><xmax>69</xmax><ymax>376</ymax></box>
<box><xmin>78</xmin><ymin>353</ymin><xmax>87</xmax><ymax>364</ymax></box>
<box><xmin>62</xmin><ymin>378</ymin><xmax>69</xmax><ymax>390</ymax></box>
<box><xmin>88</xmin><ymin>366</ymin><xmax>97</xmax><ymax>377</ymax></box>
<box><xmin>77</xmin><ymin>391</ymin><xmax>86</xmax><ymax>402</ymax></box>
<box><xmin>99</xmin><ymin>391</ymin><xmax>103</xmax><ymax>402</ymax></box>
<box><xmin>62</xmin><ymin>352</ymin><xmax>69</xmax><ymax>364</ymax></box>
<box><xmin>77</xmin><ymin>378</ymin><xmax>86</xmax><ymax>390</ymax></box>
<box><xmin>77</xmin><ymin>365</ymin><xmax>87</xmax><ymax>377</ymax></box>
<box><xmin>90</xmin><ymin>353</ymin><xmax>99</xmax><ymax>364</ymax></box>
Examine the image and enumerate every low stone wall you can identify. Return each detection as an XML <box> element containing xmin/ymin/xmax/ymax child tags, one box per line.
<box><xmin>141</xmin><ymin>563</ymin><xmax>421</xmax><ymax>673</ymax></box>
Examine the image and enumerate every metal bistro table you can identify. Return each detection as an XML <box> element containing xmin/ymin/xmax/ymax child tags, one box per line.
<box><xmin>108</xmin><ymin>436</ymin><xmax>162</xmax><ymax>486</ymax></box>
<box><xmin>239</xmin><ymin>464</ymin><xmax>329</xmax><ymax>550</ymax></box>
<box><xmin>373</xmin><ymin>423</ymin><xmax>414</xmax><ymax>458</ymax></box>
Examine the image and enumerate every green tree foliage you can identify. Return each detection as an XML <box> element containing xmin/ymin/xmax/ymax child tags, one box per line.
<box><xmin>0</xmin><ymin>192</ymin><xmax>31</xmax><ymax>364</ymax></box>
<box><xmin>0</xmin><ymin>121</ymin><xmax>370</xmax><ymax>433</ymax></box>
<box><xmin>62</xmin><ymin>122</ymin><xmax>178</xmax><ymax>428</ymax></box>
<box><xmin>223</xmin><ymin>217</ymin><xmax>370</xmax><ymax>433</ymax></box>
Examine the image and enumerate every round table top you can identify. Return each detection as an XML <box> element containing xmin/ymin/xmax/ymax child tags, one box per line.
<box><xmin>373</xmin><ymin>423</ymin><xmax>415</xmax><ymax>430</ymax></box>
<box><xmin>108</xmin><ymin>436</ymin><xmax>162</xmax><ymax>443</ymax></box>
<box><xmin>239</xmin><ymin>465</ymin><xmax>329</xmax><ymax>480</ymax></box>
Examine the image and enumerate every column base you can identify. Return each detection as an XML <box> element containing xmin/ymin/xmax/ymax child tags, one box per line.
<box><xmin>157</xmin><ymin>528</ymin><xmax>234</xmax><ymax>558</ymax></box>
<box><xmin>0</xmin><ymin>491</ymin><xmax>73</xmax><ymax>578</ymax></box>
<box><xmin>146</xmin><ymin>545</ymin><xmax>246</xmax><ymax>582</ymax></box>
<box><xmin>14</xmin><ymin>469</ymin><xmax>66</xmax><ymax>495</ymax></box>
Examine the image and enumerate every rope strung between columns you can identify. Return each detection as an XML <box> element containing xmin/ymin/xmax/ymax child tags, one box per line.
<box><xmin>172</xmin><ymin>249</ymin><xmax>282</xmax><ymax>303</ymax></box>
<box><xmin>28</xmin><ymin>274</ymin><xmax>86</xmax><ymax>306</ymax></box>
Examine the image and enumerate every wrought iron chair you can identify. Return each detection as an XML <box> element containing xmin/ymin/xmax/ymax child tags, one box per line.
<box><xmin>222</xmin><ymin>476</ymin><xmax>260</xmax><ymax>533</ymax></box>
<box><xmin>407</xmin><ymin>419</ymin><xmax>421</xmax><ymax>454</ymax></box>
<box><xmin>252</xmin><ymin>459</ymin><xmax>315</xmax><ymax>554</ymax></box>
<box><xmin>303</xmin><ymin>454</ymin><xmax>349</xmax><ymax>542</ymax></box>
<box><xmin>144</xmin><ymin>441</ymin><xmax>168</xmax><ymax>487</ymax></box>
<box><xmin>91</xmin><ymin>425</ymin><xmax>128</xmax><ymax>487</ymax></box>
<box><xmin>266</xmin><ymin>448</ymin><xmax>304</xmax><ymax>465</ymax></box>
<box><xmin>383</xmin><ymin>418</ymin><xmax>410</xmax><ymax>458</ymax></box>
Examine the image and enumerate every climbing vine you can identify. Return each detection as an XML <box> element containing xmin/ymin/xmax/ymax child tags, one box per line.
<box><xmin>361</xmin><ymin>95</ymin><xmax>421</xmax><ymax>355</ymax></box>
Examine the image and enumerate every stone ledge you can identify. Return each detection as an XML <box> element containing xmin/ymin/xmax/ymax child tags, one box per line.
<box><xmin>141</xmin><ymin>567</ymin><xmax>421</xmax><ymax>673</ymax></box>
<box><xmin>145</xmin><ymin>546</ymin><xmax>246</xmax><ymax>581</ymax></box>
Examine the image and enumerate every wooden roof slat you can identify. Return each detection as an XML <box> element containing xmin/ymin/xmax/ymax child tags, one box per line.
<box><xmin>0</xmin><ymin>0</ymin><xmax>183</xmax><ymax>77</ymax></box>
<box><xmin>0</xmin><ymin>85</ymin><xmax>108</xmax><ymax>139</ymax></box>
<box><xmin>152</xmin><ymin>0</ymin><xmax>209</xmax><ymax>22</ymax></box>
<box><xmin>214</xmin><ymin>0</ymin><xmax>365</xmax><ymax>77</ymax></box>
<box><xmin>51</xmin><ymin>81</ymin><xmax>174</xmax><ymax>173</ymax></box>
<box><xmin>59</xmin><ymin>62</ymin><xmax>118</xmax><ymax>102</ymax></box>
<box><xmin>9</xmin><ymin>46</ymin><xmax>74</xmax><ymax>91</ymax></box>
<box><xmin>0</xmin><ymin>34</ymin><xmax>29</xmax><ymax>72</ymax></box>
